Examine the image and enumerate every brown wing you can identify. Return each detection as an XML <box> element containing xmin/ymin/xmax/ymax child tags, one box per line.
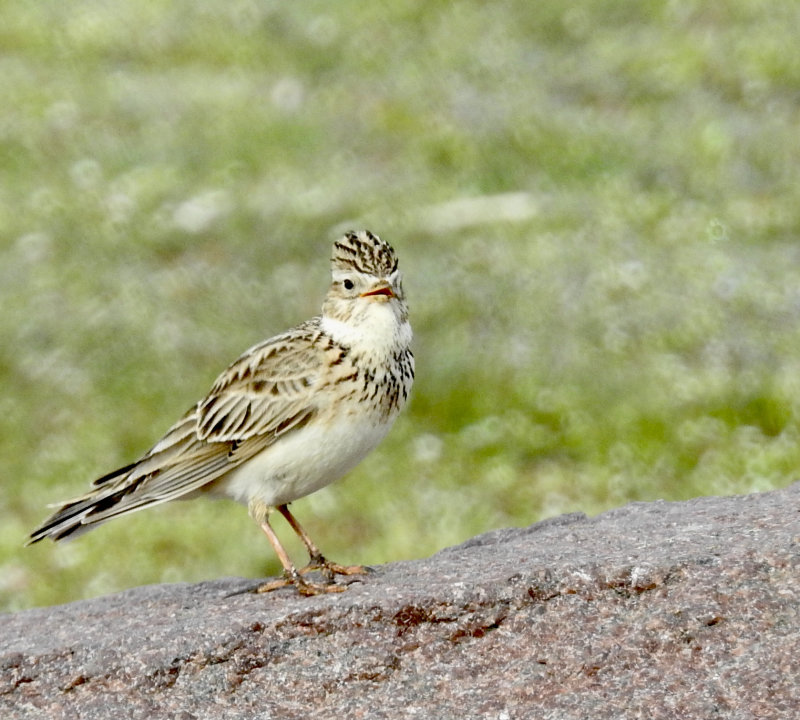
<box><xmin>28</xmin><ymin>321</ymin><xmax>326</xmax><ymax>542</ymax></box>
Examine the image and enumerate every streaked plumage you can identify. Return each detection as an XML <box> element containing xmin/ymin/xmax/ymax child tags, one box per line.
<box><xmin>29</xmin><ymin>230</ymin><xmax>414</xmax><ymax>595</ymax></box>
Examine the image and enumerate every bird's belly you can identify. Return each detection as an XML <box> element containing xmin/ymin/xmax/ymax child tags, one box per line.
<box><xmin>215</xmin><ymin>414</ymin><xmax>394</xmax><ymax>507</ymax></box>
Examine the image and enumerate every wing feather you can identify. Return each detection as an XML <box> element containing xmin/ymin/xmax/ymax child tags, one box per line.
<box><xmin>28</xmin><ymin>319</ymin><xmax>327</xmax><ymax>543</ymax></box>
<box><xmin>196</xmin><ymin>323</ymin><xmax>324</xmax><ymax>442</ymax></box>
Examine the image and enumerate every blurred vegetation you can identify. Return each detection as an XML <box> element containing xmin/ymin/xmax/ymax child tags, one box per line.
<box><xmin>3</xmin><ymin>0</ymin><xmax>800</xmax><ymax>611</ymax></box>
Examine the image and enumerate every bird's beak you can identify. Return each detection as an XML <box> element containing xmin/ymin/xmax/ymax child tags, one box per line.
<box><xmin>360</xmin><ymin>283</ymin><xmax>395</xmax><ymax>299</ymax></box>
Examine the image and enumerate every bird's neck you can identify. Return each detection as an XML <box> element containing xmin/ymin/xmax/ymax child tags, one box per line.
<box><xmin>320</xmin><ymin>309</ymin><xmax>411</xmax><ymax>358</ymax></box>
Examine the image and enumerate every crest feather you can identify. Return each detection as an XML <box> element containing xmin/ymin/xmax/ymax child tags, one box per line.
<box><xmin>332</xmin><ymin>230</ymin><xmax>399</xmax><ymax>277</ymax></box>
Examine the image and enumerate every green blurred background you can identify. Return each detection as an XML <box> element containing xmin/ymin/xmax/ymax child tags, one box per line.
<box><xmin>3</xmin><ymin>1</ymin><xmax>800</xmax><ymax>611</ymax></box>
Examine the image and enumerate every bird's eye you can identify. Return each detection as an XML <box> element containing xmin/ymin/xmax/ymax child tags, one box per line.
<box><xmin>343</xmin><ymin>278</ymin><xmax>355</xmax><ymax>290</ymax></box>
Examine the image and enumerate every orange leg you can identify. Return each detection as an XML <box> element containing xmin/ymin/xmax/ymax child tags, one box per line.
<box><xmin>277</xmin><ymin>504</ymin><xmax>368</xmax><ymax>581</ymax></box>
<box><xmin>247</xmin><ymin>498</ymin><xmax>342</xmax><ymax>595</ymax></box>
<box><xmin>254</xmin><ymin>514</ymin><xmax>345</xmax><ymax>596</ymax></box>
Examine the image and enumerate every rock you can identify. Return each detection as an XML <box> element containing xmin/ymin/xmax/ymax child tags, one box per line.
<box><xmin>2</xmin><ymin>483</ymin><xmax>798</xmax><ymax>720</ymax></box>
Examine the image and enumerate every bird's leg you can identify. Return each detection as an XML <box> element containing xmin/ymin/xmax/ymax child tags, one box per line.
<box><xmin>277</xmin><ymin>504</ymin><xmax>368</xmax><ymax>582</ymax></box>
<box><xmin>248</xmin><ymin>499</ymin><xmax>344</xmax><ymax>595</ymax></box>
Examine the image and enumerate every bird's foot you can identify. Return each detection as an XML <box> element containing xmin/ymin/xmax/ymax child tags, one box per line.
<box><xmin>299</xmin><ymin>554</ymin><xmax>370</xmax><ymax>583</ymax></box>
<box><xmin>255</xmin><ymin>569</ymin><xmax>346</xmax><ymax>596</ymax></box>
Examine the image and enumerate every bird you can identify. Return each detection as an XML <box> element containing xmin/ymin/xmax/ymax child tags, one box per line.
<box><xmin>28</xmin><ymin>230</ymin><xmax>414</xmax><ymax>595</ymax></box>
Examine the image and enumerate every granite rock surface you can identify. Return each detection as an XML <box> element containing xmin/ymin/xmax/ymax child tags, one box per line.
<box><xmin>2</xmin><ymin>483</ymin><xmax>798</xmax><ymax>719</ymax></box>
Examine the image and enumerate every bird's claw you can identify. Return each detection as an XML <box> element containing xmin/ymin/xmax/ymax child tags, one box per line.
<box><xmin>298</xmin><ymin>557</ymin><xmax>370</xmax><ymax>582</ymax></box>
<box><xmin>255</xmin><ymin>571</ymin><xmax>346</xmax><ymax>596</ymax></box>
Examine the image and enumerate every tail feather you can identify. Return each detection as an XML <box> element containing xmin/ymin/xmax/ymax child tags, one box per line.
<box><xmin>27</xmin><ymin>484</ymin><xmax>134</xmax><ymax>544</ymax></box>
<box><xmin>27</xmin><ymin>407</ymin><xmax>277</xmax><ymax>545</ymax></box>
<box><xmin>91</xmin><ymin>461</ymin><xmax>138</xmax><ymax>487</ymax></box>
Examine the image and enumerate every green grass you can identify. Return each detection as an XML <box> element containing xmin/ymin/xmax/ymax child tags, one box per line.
<box><xmin>3</xmin><ymin>0</ymin><xmax>800</xmax><ymax>611</ymax></box>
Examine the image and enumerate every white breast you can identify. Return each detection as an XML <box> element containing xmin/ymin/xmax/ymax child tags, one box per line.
<box><xmin>215</xmin><ymin>411</ymin><xmax>394</xmax><ymax>507</ymax></box>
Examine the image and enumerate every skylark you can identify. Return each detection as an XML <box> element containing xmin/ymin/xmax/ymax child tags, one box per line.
<box><xmin>28</xmin><ymin>230</ymin><xmax>414</xmax><ymax>595</ymax></box>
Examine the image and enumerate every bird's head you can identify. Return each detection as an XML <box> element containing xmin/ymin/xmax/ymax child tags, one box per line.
<box><xmin>323</xmin><ymin>230</ymin><xmax>408</xmax><ymax>327</ymax></box>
